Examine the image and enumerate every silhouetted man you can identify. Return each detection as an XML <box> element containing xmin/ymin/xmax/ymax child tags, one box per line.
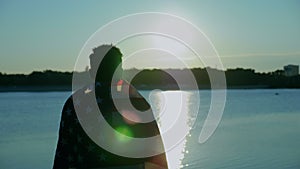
<box><xmin>53</xmin><ymin>45</ymin><xmax>168</xmax><ymax>169</ymax></box>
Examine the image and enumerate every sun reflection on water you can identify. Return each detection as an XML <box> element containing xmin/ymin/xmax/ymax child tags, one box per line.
<box><xmin>149</xmin><ymin>90</ymin><xmax>195</xmax><ymax>169</ymax></box>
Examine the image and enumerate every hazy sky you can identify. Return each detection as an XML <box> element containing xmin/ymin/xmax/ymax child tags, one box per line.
<box><xmin>0</xmin><ymin>0</ymin><xmax>299</xmax><ymax>73</ymax></box>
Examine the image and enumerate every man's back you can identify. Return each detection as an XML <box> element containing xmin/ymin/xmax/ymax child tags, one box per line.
<box><xmin>53</xmin><ymin>81</ymin><xmax>167</xmax><ymax>169</ymax></box>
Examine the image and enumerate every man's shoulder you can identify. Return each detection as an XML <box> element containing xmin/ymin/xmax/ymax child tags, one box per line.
<box><xmin>63</xmin><ymin>86</ymin><xmax>91</xmax><ymax>106</ymax></box>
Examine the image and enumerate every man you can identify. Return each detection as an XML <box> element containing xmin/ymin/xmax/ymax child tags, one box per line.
<box><xmin>53</xmin><ymin>45</ymin><xmax>168</xmax><ymax>169</ymax></box>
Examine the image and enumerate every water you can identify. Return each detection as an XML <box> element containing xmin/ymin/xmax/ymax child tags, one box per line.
<box><xmin>0</xmin><ymin>90</ymin><xmax>300</xmax><ymax>169</ymax></box>
<box><xmin>180</xmin><ymin>90</ymin><xmax>300</xmax><ymax>169</ymax></box>
<box><xmin>0</xmin><ymin>92</ymin><xmax>70</xmax><ymax>169</ymax></box>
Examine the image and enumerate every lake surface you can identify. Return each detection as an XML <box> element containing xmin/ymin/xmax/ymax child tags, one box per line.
<box><xmin>0</xmin><ymin>89</ymin><xmax>299</xmax><ymax>169</ymax></box>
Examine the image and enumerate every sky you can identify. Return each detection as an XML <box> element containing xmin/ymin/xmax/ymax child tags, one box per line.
<box><xmin>0</xmin><ymin>0</ymin><xmax>299</xmax><ymax>74</ymax></box>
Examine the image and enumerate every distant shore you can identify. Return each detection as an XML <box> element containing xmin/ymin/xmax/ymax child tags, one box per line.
<box><xmin>1</xmin><ymin>85</ymin><xmax>299</xmax><ymax>92</ymax></box>
<box><xmin>0</xmin><ymin>86</ymin><xmax>72</xmax><ymax>92</ymax></box>
<box><xmin>1</xmin><ymin>68</ymin><xmax>300</xmax><ymax>92</ymax></box>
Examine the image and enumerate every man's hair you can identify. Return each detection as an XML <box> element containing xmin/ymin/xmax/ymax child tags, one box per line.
<box><xmin>89</xmin><ymin>44</ymin><xmax>122</xmax><ymax>81</ymax></box>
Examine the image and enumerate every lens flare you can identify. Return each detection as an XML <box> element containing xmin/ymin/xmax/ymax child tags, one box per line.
<box><xmin>115</xmin><ymin>126</ymin><xmax>133</xmax><ymax>143</ymax></box>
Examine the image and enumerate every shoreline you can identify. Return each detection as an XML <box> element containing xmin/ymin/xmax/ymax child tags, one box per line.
<box><xmin>1</xmin><ymin>85</ymin><xmax>300</xmax><ymax>92</ymax></box>
<box><xmin>0</xmin><ymin>86</ymin><xmax>72</xmax><ymax>92</ymax></box>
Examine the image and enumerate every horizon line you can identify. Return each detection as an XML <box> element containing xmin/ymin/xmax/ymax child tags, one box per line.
<box><xmin>1</xmin><ymin>65</ymin><xmax>299</xmax><ymax>75</ymax></box>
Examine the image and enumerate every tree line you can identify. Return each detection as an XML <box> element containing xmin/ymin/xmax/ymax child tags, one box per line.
<box><xmin>0</xmin><ymin>68</ymin><xmax>299</xmax><ymax>91</ymax></box>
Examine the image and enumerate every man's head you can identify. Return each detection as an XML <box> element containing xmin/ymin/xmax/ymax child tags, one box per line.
<box><xmin>89</xmin><ymin>44</ymin><xmax>122</xmax><ymax>82</ymax></box>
